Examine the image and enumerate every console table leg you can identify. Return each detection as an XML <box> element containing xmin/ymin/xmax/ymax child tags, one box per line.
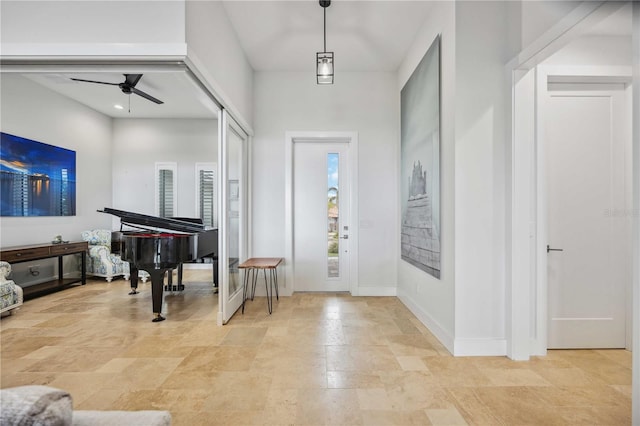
<box><xmin>81</xmin><ymin>251</ymin><xmax>86</xmax><ymax>285</ymax></box>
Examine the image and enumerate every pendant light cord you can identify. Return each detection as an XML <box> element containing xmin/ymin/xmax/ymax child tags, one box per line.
<box><xmin>323</xmin><ymin>7</ymin><xmax>327</xmax><ymax>53</ymax></box>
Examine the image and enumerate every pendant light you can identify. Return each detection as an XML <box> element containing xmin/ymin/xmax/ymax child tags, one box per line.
<box><xmin>317</xmin><ymin>0</ymin><xmax>334</xmax><ymax>85</ymax></box>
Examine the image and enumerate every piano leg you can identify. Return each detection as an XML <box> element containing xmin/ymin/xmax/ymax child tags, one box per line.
<box><xmin>177</xmin><ymin>264</ymin><xmax>184</xmax><ymax>291</ymax></box>
<box><xmin>129</xmin><ymin>266</ymin><xmax>139</xmax><ymax>295</ymax></box>
<box><xmin>149</xmin><ymin>269</ymin><xmax>167</xmax><ymax>322</ymax></box>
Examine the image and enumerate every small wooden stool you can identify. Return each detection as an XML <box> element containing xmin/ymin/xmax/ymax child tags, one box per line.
<box><xmin>238</xmin><ymin>258</ymin><xmax>283</xmax><ymax>314</ymax></box>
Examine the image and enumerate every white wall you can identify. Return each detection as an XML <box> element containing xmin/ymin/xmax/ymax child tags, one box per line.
<box><xmin>632</xmin><ymin>4</ymin><xmax>640</xmax><ymax>422</ymax></box>
<box><xmin>252</xmin><ymin>71</ymin><xmax>398</xmax><ymax>295</ymax></box>
<box><xmin>453</xmin><ymin>1</ymin><xmax>512</xmax><ymax>355</ymax></box>
<box><xmin>0</xmin><ymin>74</ymin><xmax>113</xmax><ymax>247</ymax></box>
<box><xmin>111</xmin><ymin>118</ymin><xmax>217</xmax><ymax>222</ymax></box>
<box><xmin>396</xmin><ymin>1</ymin><xmax>456</xmax><ymax>351</ymax></box>
<box><xmin>186</xmin><ymin>1</ymin><xmax>254</xmax><ymax>130</ymax></box>
<box><xmin>544</xmin><ymin>35</ymin><xmax>632</xmax><ymax>67</ymax></box>
<box><xmin>0</xmin><ymin>1</ymin><xmax>185</xmax><ymax>44</ymax></box>
<box><xmin>520</xmin><ymin>0</ymin><xmax>582</xmax><ymax>50</ymax></box>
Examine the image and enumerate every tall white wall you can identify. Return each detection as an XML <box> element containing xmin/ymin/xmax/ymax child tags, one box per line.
<box><xmin>632</xmin><ymin>4</ymin><xmax>640</xmax><ymax>422</ymax></box>
<box><xmin>252</xmin><ymin>71</ymin><xmax>398</xmax><ymax>295</ymax></box>
<box><xmin>453</xmin><ymin>1</ymin><xmax>512</xmax><ymax>355</ymax></box>
<box><xmin>186</xmin><ymin>1</ymin><xmax>254</xmax><ymax>129</ymax></box>
<box><xmin>111</xmin><ymin>118</ymin><xmax>217</xmax><ymax>220</ymax></box>
<box><xmin>396</xmin><ymin>1</ymin><xmax>455</xmax><ymax>351</ymax></box>
<box><xmin>0</xmin><ymin>1</ymin><xmax>185</xmax><ymax>44</ymax></box>
<box><xmin>0</xmin><ymin>75</ymin><xmax>113</xmax><ymax>247</ymax></box>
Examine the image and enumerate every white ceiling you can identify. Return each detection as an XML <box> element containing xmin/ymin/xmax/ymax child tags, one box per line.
<box><xmin>19</xmin><ymin>1</ymin><xmax>632</xmax><ymax>119</ymax></box>
<box><xmin>221</xmin><ymin>1</ymin><xmax>435</xmax><ymax>72</ymax></box>
<box><xmin>589</xmin><ymin>2</ymin><xmax>632</xmax><ymax>37</ymax></box>
<box><xmin>24</xmin><ymin>72</ymin><xmax>219</xmax><ymax>119</ymax></box>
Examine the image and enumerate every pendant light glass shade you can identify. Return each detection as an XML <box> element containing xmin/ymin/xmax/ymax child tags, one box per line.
<box><xmin>317</xmin><ymin>0</ymin><xmax>333</xmax><ymax>85</ymax></box>
<box><xmin>316</xmin><ymin>52</ymin><xmax>334</xmax><ymax>84</ymax></box>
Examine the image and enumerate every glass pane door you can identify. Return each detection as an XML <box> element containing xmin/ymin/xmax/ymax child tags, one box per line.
<box><xmin>220</xmin><ymin>111</ymin><xmax>248</xmax><ymax>324</ymax></box>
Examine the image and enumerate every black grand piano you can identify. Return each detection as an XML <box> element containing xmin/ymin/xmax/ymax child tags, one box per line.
<box><xmin>100</xmin><ymin>207</ymin><xmax>218</xmax><ymax>322</ymax></box>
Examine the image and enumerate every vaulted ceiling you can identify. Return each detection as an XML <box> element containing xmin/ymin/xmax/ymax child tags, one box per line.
<box><xmin>15</xmin><ymin>1</ymin><xmax>633</xmax><ymax>119</ymax></box>
<box><xmin>221</xmin><ymin>1</ymin><xmax>435</xmax><ymax>72</ymax></box>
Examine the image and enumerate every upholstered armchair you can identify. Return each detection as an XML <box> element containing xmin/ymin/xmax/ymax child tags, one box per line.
<box><xmin>81</xmin><ymin>230</ymin><xmax>130</xmax><ymax>282</ymax></box>
<box><xmin>0</xmin><ymin>261</ymin><xmax>23</xmax><ymax>316</ymax></box>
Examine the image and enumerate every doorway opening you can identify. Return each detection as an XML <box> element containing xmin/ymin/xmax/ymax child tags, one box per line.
<box><xmin>508</xmin><ymin>1</ymin><xmax>636</xmax><ymax>359</ymax></box>
<box><xmin>284</xmin><ymin>131</ymin><xmax>359</xmax><ymax>295</ymax></box>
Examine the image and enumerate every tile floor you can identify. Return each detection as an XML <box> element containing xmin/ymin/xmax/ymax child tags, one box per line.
<box><xmin>0</xmin><ymin>271</ymin><xmax>632</xmax><ymax>425</ymax></box>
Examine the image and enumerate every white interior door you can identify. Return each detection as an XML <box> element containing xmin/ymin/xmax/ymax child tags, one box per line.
<box><xmin>293</xmin><ymin>141</ymin><xmax>350</xmax><ymax>292</ymax></box>
<box><xmin>545</xmin><ymin>86</ymin><xmax>629</xmax><ymax>348</ymax></box>
<box><xmin>219</xmin><ymin>112</ymin><xmax>248</xmax><ymax>324</ymax></box>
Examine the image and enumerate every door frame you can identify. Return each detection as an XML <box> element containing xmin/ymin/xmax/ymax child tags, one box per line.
<box><xmin>539</xmin><ymin>74</ymin><xmax>631</xmax><ymax>349</ymax></box>
<box><xmin>218</xmin><ymin>111</ymin><xmax>250</xmax><ymax>325</ymax></box>
<box><xmin>285</xmin><ymin>131</ymin><xmax>359</xmax><ymax>296</ymax></box>
<box><xmin>507</xmin><ymin>0</ymin><xmax>638</xmax><ymax>371</ymax></box>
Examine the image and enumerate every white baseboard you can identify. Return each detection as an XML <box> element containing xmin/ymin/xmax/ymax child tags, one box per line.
<box><xmin>529</xmin><ymin>337</ymin><xmax>547</xmax><ymax>357</ymax></box>
<box><xmin>355</xmin><ymin>286</ymin><xmax>397</xmax><ymax>296</ymax></box>
<box><xmin>453</xmin><ymin>338</ymin><xmax>507</xmax><ymax>356</ymax></box>
<box><xmin>397</xmin><ymin>289</ymin><xmax>454</xmax><ymax>354</ymax></box>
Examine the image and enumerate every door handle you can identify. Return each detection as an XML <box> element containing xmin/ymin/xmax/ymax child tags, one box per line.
<box><xmin>547</xmin><ymin>245</ymin><xmax>563</xmax><ymax>253</ymax></box>
<box><xmin>340</xmin><ymin>235</ymin><xmax>349</xmax><ymax>240</ymax></box>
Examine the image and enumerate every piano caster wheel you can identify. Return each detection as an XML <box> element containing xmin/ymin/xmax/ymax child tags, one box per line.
<box><xmin>152</xmin><ymin>314</ymin><xmax>165</xmax><ymax>322</ymax></box>
<box><xmin>129</xmin><ymin>289</ymin><xmax>139</xmax><ymax>295</ymax></box>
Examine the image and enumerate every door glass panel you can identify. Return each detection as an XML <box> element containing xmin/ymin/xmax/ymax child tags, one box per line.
<box><xmin>227</xmin><ymin>129</ymin><xmax>242</xmax><ymax>297</ymax></box>
<box><xmin>327</xmin><ymin>153</ymin><xmax>339</xmax><ymax>278</ymax></box>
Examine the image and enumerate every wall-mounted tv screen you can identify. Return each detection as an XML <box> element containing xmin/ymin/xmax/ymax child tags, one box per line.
<box><xmin>1</xmin><ymin>132</ymin><xmax>76</xmax><ymax>216</ymax></box>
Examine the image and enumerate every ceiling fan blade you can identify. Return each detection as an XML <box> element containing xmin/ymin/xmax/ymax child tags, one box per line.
<box><xmin>124</xmin><ymin>74</ymin><xmax>143</xmax><ymax>87</ymax></box>
<box><xmin>70</xmin><ymin>78</ymin><xmax>119</xmax><ymax>86</ymax></box>
<box><xmin>130</xmin><ymin>87</ymin><xmax>164</xmax><ymax>105</ymax></box>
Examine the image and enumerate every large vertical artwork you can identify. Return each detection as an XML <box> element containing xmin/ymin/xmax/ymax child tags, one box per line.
<box><xmin>401</xmin><ymin>35</ymin><xmax>440</xmax><ymax>279</ymax></box>
<box><xmin>0</xmin><ymin>132</ymin><xmax>76</xmax><ymax>216</ymax></box>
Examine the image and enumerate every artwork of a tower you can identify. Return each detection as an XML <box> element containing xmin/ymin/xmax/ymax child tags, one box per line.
<box><xmin>400</xmin><ymin>35</ymin><xmax>440</xmax><ymax>279</ymax></box>
<box><xmin>401</xmin><ymin>161</ymin><xmax>440</xmax><ymax>277</ymax></box>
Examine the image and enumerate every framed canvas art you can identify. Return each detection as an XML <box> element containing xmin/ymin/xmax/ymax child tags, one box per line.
<box><xmin>400</xmin><ymin>35</ymin><xmax>441</xmax><ymax>279</ymax></box>
<box><xmin>0</xmin><ymin>132</ymin><xmax>76</xmax><ymax>217</ymax></box>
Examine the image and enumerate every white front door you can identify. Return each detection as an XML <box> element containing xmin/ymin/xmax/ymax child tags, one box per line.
<box><xmin>293</xmin><ymin>141</ymin><xmax>350</xmax><ymax>292</ymax></box>
<box><xmin>545</xmin><ymin>86</ymin><xmax>629</xmax><ymax>348</ymax></box>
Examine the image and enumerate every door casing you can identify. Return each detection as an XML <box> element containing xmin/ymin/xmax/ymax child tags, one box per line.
<box><xmin>541</xmin><ymin>82</ymin><xmax>631</xmax><ymax>349</ymax></box>
<box><xmin>285</xmin><ymin>131</ymin><xmax>359</xmax><ymax>296</ymax></box>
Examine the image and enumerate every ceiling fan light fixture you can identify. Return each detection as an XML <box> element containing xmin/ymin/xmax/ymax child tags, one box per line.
<box><xmin>70</xmin><ymin>74</ymin><xmax>164</xmax><ymax>105</ymax></box>
<box><xmin>317</xmin><ymin>0</ymin><xmax>333</xmax><ymax>85</ymax></box>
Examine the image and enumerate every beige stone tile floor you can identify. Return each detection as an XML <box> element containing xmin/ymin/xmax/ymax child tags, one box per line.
<box><xmin>0</xmin><ymin>271</ymin><xmax>632</xmax><ymax>425</ymax></box>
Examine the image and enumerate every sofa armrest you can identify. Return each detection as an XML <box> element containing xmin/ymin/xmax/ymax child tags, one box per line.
<box><xmin>0</xmin><ymin>386</ymin><xmax>73</xmax><ymax>426</ymax></box>
<box><xmin>73</xmin><ymin>410</ymin><xmax>171</xmax><ymax>426</ymax></box>
<box><xmin>15</xmin><ymin>283</ymin><xmax>23</xmax><ymax>305</ymax></box>
<box><xmin>0</xmin><ymin>261</ymin><xmax>12</xmax><ymax>282</ymax></box>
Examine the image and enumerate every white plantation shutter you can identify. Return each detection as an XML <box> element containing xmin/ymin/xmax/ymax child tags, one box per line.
<box><xmin>199</xmin><ymin>170</ymin><xmax>215</xmax><ymax>227</ymax></box>
<box><xmin>155</xmin><ymin>162</ymin><xmax>177</xmax><ymax>217</ymax></box>
<box><xmin>159</xmin><ymin>169</ymin><xmax>174</xmax><ymax>217</ymax></box>
<box><xmin>196</xmin><ymin>163</ymin><xmax>216</xmax><ymax>227</ymax></box>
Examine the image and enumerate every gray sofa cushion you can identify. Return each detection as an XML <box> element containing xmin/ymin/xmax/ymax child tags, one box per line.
<box><xmin>72</xmin><ymin>410</ymin><xmax>171</xmax><ymax>426</ymax></box>
<box><xmin>0</xmin><ymin>385</ymin><xmax>73</xmax><ymax>426</ymax></box>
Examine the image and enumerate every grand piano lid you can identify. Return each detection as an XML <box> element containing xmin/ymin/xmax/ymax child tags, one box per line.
<box><xmin>99</xmin><ymin>207</ymin><xmax>206</xmax><ymax>233</ymax></box>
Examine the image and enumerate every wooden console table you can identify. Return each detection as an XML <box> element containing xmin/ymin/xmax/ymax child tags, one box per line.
<box><xmin>0</xmin><ymin>241</ymin><xmax>88</xmax><ymax>300</ymax></box>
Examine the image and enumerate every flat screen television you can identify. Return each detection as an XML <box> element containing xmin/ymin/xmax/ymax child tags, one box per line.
<box><xmin>0</xmin><ymin>132</ymin><xmax>76</xmax><ymax>216</ymax></box>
